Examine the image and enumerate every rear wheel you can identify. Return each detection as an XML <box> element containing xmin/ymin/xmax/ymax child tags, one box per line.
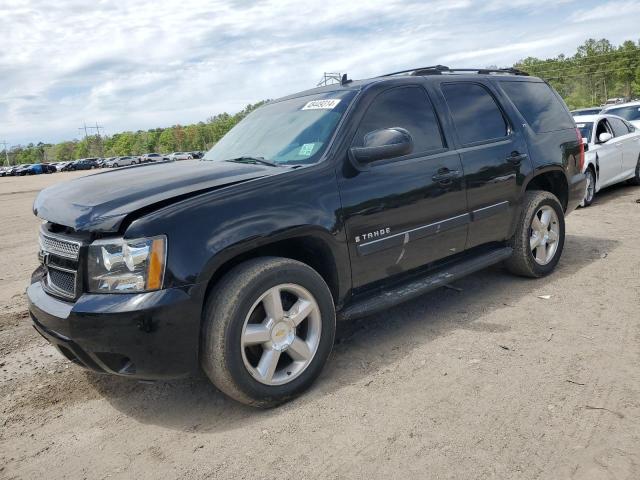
<box><xmin>505</xmin><ymin>190</ymin><xmax>565</xmax><ymax>278</ymax></box>
<box><xmin>201</xmin><ymin>257</ymin><xmax>336</xmax><ymax>407</ymax></box>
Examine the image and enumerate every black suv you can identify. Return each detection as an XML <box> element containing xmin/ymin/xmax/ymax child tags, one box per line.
<box><xmin>29</xmin><ymin>66</ymin><xmax>586</xmax><ymax>407</ymax></box>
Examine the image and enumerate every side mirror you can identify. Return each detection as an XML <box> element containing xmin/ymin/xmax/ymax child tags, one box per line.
<box><xmin>598</xmin><ymin>132</ymin><xmax>613</xmax><ymax>143</ymax></box>
<box><xmin>349</xmin><ymin>128</ymin><xmax>413</xmax><ymax>164</ymax></box>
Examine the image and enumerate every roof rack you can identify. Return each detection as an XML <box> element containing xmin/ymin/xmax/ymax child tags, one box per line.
<box><xmin>380</xmin><ymin>65</ymin><xmax>529</xmax><ymax>77</ymax></box>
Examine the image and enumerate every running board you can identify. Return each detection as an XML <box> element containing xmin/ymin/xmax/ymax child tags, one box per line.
<box><xmin>338</xmin><ymin>247</ymin><xmax>513</xmax><ymax>321</ymax></box>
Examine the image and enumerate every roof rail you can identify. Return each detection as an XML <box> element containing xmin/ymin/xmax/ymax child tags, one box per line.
<box><xmin>380</xmin><ymin>65</ymin><xmax>529</xmax><ymax>77</ymax></box>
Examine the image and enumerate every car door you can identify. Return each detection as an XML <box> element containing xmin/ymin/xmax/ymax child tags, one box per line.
<box><xmin>594</xmin><ymin>118</ymin><xmax>623</xmax><ymax>188</ymax></box>
<box><xmin>608</xmin><ymin>116</ymin><xmax>639</xmax><ymax>177</ymax></box>
<box><xmin>439</xmin><ymin>81</ymin><xmax>527</xmax><ymax>248</ymax></box>
<box><xmin>338</xmin><ymin>84</ymin><xmax>467</xmax><ymax>289</ymax></box>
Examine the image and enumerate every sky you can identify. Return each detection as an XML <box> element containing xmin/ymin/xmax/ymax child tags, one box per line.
<box><xmin>1</xmin><ymin>0</ymin><xmax>640</xmax><ymax>145</ymax></box>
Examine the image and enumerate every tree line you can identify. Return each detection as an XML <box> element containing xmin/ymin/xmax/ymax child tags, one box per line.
<box><xmin>3</xmin><ymin>38</ymin><xmax>640</xmax><ymax>165</ymax></box>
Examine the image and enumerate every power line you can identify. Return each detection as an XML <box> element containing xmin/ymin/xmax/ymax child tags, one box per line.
<box><xmin>516</xmin><ymin>48</ymin><xmax>640</xmax><ymax>68</ymax></box>
<box><xmin>528</xmin><ymin>56</ymin><xmax>640</xmax><ymax>76</ymax></box>
<box><xmin>541</xmin><ymin>66</ymin><xmax>640</xmax><ymax>80</ymax></box>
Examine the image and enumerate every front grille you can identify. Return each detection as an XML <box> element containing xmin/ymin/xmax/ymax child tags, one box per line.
<box><xmin>39</xmin><ymin>228</ymin><xmax>83</xmax><ymax>300</ymax></box>
<box><xmin>39</xmin><ymin>232</ymin><xmax>81</xmax><ymax>260</ymax></box>
<box><xmin>46</xmin><ymin>268</ymin><xmax>77</xmax><ymax>298</ymax></box>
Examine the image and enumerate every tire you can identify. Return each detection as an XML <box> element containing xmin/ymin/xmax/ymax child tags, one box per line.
<box><xmin>582</xmin><ymin>168</ymin><xmax>596</xmax><ymax>207</ymax></box>
<box><xmin>505</xmin><ymin>190</ymin><xmax>565</xmax><ymax>278</ymax></box>
<box><xmin>628</xmin><ymin>156</ymin><xmax>640</xmax><ymax>186</ymax></box>
<box><xmin>201</xmin><ymin>257</ymin><xmax>336</xmax><ymax>408</ymax></box>
<box><xmin>113</xmin><ymin>163</ymin><xmax>119</xmax><ymax>168</ymax></box>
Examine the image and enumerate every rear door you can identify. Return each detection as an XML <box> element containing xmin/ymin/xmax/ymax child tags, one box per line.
<box><xmin>338</xmin><ymin>84</ymin><xmax>467</xmax><ymax>289</ymax></box>
<box><xmin>439</xmin><ymin>81</ymin><xmax>527</xmax><ymax>248</ymax></box>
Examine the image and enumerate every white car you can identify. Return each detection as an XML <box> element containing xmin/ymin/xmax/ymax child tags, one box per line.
<box><xmin>601</xmin><ymin>100</ymin><xmax>640</xmax><ymax>129</ymax></box>
<box><xmin>575</xmin><ymin>114</ymin><xmax>640</xmax><ymax>206</ymax></box>
<box><xmin>167</xmin><ymin>152</ymin><xmax>193</xmax><ymax>160</ymax></box>
<box><xmin>105</xmin><ymin>156</ymin><xmax>138</xmax><ymax>168</ymax></box>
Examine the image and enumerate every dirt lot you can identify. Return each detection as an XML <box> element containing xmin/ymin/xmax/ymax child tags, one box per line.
<box><xmin>0</xmin><ymin>171</ymin><xmax>639</xmax><ymax>480</ymax></box>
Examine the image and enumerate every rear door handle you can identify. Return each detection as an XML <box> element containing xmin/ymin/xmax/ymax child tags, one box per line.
<box><xmin>507</xmin><ymin>152</ymin><xmax>528</xmax><ymax>165</ymax></box>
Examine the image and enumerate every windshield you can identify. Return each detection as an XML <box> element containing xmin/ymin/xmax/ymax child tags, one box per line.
<box><xmin>605</xmin><ymin>105</ymin><xmax>640</xmax><ymax>122</ymax></box>
<box><xmin>576</xmin><ymin>122</ymin><xmax>593</xmax><ymax>142</ymax></box>
<box><xmin>203</xmin><ymin>90</ymin><xmax>357</xmax><ymax>165</ymax></box>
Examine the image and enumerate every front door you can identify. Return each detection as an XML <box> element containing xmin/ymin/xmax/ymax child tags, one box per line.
<box><xmin>338</xmin><ymin>85</ymin><xmax>468</xmax><ymax>290</ymax></box>
<box><xmin>594</xmin><ymin>118</ymin><xmax>623</xmax><ymax>188</ymax></box>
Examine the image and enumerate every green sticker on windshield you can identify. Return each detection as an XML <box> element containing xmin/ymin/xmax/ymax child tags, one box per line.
<box><xmin>299</xmin><ymin>143</ymin><xmax>316</xmax><ymax>156</ymax></box>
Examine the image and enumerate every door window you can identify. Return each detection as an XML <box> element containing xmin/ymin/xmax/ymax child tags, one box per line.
<box><xmin>353</xmin><ymin>86</ymin><xmax>444</xmax><ymax>154</ymax></box>
<box><xmin>442</xmin><ymin>83</ymin><xmax>508</xmax><ymax>145</ymax></box>
<box><xmin>595</xmin><ymin>119</ymin><xmax>613</xmax><ymax>141</ymax></box>
<box><xmin>608</xmin><ymin>117</ymin><xmax>630</xmax><ymax>137</ymax></box>
<box><xmin>500</xmin><ymin>81</ymin><xmax>574</xmax><ymax>133</ymax></box>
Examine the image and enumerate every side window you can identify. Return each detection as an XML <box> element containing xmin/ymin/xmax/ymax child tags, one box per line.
<box><xmin>354</xmin><ymin>86</ymin><xmax>444</xmax><ymax>153</ymax></box>
<box><xmin>608</xmin><ymin>117</ymin><xmax>630</xmax><ymax>137</ymax></box>
<box><xmin>595</xmin><ymin>119</ymin><xmax>613</xmax><ymax>141</ymax></box>
<box><xmin>500</xmin><ymin>81</ymin><xmax>574</xmax><ymax>133</ymax></box>
<box><xmin>441</xmin><ymin>83</ymin><xmax>508</xmax><ymax>144</ymax></box>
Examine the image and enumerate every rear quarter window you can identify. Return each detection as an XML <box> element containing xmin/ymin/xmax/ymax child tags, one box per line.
<box><xmin>500</xmin><ymin>81</ymin><xmax>574</xmax><ymax>133</ymax></box>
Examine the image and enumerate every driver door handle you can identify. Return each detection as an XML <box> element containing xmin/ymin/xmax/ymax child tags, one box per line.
<box><xmin>432</xmin><ymin>168</ymin><xmax>462</xmax><ymax>184</ymax></box>
<box><xmin>507</xmin><ymin>152</ymin><xmax>528</xmax><ymax>165</ymax></box>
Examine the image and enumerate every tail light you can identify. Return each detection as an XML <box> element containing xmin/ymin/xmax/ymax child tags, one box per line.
<box><xmin>575</xmin><ymin>127</ymin><xmax>585</xmax><ymax>171</ymax></box>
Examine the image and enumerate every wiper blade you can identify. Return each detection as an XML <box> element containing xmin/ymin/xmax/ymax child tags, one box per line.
<box><xmin>224</xmin><ymin>156</ymin><xmax>279</xmax><ymax>167</ymax></box>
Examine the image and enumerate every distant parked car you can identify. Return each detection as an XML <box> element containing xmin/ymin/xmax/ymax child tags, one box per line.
<box><xmin>105</xmin><ymin>156</ymin><xmax>137</xmax><ymax>168</ymax></box>
<box><xmin>62</xmin><ymin>159</ymin><xmax>99</xmax><ymax>171</ymax></box>
<box><xmin>5</xmin><ymin>165</ymin><xmax>23</xmax><ymax>176</ymax></box>
<box><xmin>571</xmin><ymin>107</ymin><xmax>602</xmax><ymax>116</ymax></box>
<box><xmin>601</xmin><ymin>101</ymin><xmax>640</xmax><ymax>129</ymax></box>
<box><xmin>189</xmin><ymin>151</ymin><xmax>205</xmax><ymax>159</ymax></box>
<box><xmin>0</xmin><ymin>166</ymin><xmax>10</xmax><ymax>177</ymax></box>
<box><xmin>167</xmin><ymin>152</ymin><xmax>193</xmax><ymax>160</ymax></box>
<box><xmin>575</xmin><ymin>113</ymin><xmax>640</xmax><ymax>206</ymax></box>
<box><xmin>41</xmin><ymin>163</ymin><xmax>57</xmax><ymax>174</ymax></box>
<box><xmin>140</xmin><ymin>153</ymin><xmax>169</xmax><ymax>163</ymax></box>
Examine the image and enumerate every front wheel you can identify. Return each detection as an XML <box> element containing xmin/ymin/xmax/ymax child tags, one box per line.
<box><xmin>629</xmin><ymin>156</ymin><xmax>640</xmax><ymax>186</ymax></box>
<box><xmin>582</xmin><ymin>168</ymin><xmax>596</xmax><ymax>207</ymax></box>
<box><xmin>505</xmin><ymin>190</ymin><xmax>565</xmax><ymax>278</ymax></box>
<box><xmin>201</xmin><ymin>257</ymin><xmax>336</xmax><ymax>408</ymax></box>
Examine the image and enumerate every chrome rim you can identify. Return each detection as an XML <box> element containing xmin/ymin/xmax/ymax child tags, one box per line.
<box><xmin>585</xmin><ymin>171</ymin><xmax>595</xmax><ymax>203</ymax></box>
<box><xmin>529</xmin><ymin>205</ymin><xmax>560</xmax><ymax>265</ymax></box>
<box><xmin>241</xmin><ymin>283</ymin><xmax>321</xmax><ymax>386</ymax></box>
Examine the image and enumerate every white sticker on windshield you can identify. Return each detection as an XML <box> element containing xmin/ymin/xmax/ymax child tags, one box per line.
<box><xmin>576</xmin><ymin>124</ymin><xmax>586</xmax><ymax>128</ymax></box>
<box><xmin>301</xmin><ymin>99</ymin><xmax>341</xmax><ymax>110</ymax></box>
<box><xmin>299</xmin><ymin>143</ymin><xmax>316</xmax><ymax>156</ymax></box>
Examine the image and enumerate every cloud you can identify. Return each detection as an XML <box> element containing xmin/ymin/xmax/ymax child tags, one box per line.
<box><xmin>0</xmin><ymin>0</ymin><xmax>638</xmax><ymax>145</ymax></box>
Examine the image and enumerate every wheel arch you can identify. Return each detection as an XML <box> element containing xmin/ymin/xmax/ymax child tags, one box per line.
<box><xmin>523</xmin><ymin>168</ymin><xmax>569</xmax><ymax>212</ymax></box>
<box><xmin>198</xmin><ymin>230</ymin><xmax>345</xmax><ymax>312</ymax></box>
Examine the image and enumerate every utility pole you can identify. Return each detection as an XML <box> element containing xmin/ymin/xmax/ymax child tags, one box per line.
<box><xmin>79</xmin><ymin>121</ymin><xmax>105</xmax><ymax>156</ymax></box>
<box><xmin>78</xmin><ymin>122</ymin><xmax>89</xmax><ymax>140</ymax></box>
<box><xmin>1</xmin><ymin>140</ymin><xmax>9</xmax><ymax>166</ymax></box>
<box><xmin>317</xmin><ymin>72</ymin><xmax>342</xmax><ymax>87</ymax></box>
<box><xmin>87</xmin><ymin>121</ymin><xmax>104</xmax><ymax>156</ymax></box>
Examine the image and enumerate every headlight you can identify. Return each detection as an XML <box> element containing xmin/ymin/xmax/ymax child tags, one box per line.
<box><xmin>87</xmin><ymin>235</ymin><xmax>166</xmax><ymax>293</ymax></box>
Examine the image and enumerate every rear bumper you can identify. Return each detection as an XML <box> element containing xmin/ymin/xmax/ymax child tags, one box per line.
<box><xmin>566</xmin><ymin>172</ymin><xmax>587</xmax><ymax>215</ymax></box>
<box><xmin>27</xmin><ymin>281</ymin><xmax>201</xmax><ymax>379</ymax></box>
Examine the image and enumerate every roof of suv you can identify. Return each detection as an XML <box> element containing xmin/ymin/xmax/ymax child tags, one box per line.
<box><xmin>275</xmin><ymin>66</ymin><xmax>542</xmax><ymax>103</ymax></box>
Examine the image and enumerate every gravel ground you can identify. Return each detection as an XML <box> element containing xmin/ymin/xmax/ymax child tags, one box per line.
<box><xmin>0</xmin><ymin>171</ymin><xmax>639</xmax><ymax>480</ymax></box>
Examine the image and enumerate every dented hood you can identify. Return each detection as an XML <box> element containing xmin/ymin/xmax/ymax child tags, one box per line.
<box><xmin>33</xmin><ymin>160</ymin><xmax>280</xmax><ymax>232</ymax></box>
